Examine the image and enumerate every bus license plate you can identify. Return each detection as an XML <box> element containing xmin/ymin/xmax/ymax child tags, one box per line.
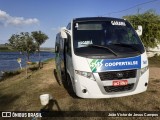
<box><xmin>113</xmin><ymin>80</ymin><xmax>128</xmax><ymax>86</ymax></box>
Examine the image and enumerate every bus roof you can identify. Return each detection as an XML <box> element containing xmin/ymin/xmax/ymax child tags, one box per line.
<box><xmin>73</xmin><ymin>17</ymin><xmax>126</xmax><ymax>22</ymax></box>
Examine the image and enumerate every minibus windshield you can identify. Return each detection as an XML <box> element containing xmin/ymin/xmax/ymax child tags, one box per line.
<box><xmin>73</xmin><ymin>20</ymin><xmax>145</xmax><ymax>57</ymax></box>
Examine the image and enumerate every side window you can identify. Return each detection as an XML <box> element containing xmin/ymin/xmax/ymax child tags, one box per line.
<box><xmin>55</xmin><ymin>44</ymin><xmax>58</xmax><ymax>53</ymax></box>
<box><xmin>55</xmin><ymin>36</ymin><xmax>59</xmax><ymax>53</ymax></box>
<box><xmin>59</xmin><ymin>38</ymin><xmax>64</xmax><ymax>53</ymax></box>
<box><xmin>66</xmin><ymin>34</ymin><xmax>72</xmax><ymax>56</ymax></box>
<box><xmin>67</xmin><ymin>23</ymin><xmax>71</xmax><ymax>30</ymax></box>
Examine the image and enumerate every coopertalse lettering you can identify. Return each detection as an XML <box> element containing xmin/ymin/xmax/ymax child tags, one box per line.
<box><xmin>105</xmin><ymin>61</ymin><xmax>138</xmax><ymax>67</ymax></box>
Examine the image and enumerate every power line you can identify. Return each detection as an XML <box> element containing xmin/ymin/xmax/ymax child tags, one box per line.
<box><xmin>102</xmin><ymin>0</ymin><xmax>159</xmax><ymax>16</ymax></box>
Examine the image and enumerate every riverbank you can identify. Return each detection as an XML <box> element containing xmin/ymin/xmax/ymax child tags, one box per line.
<box><xmin>0</xmin><ymin>58</ymin><xmax>160</xmax><ymax>120</ymax></box>
<box><xmin>0</xmin><ymin>51</ymin><xmax>55</xmax><ymax>72</ymax></box>
<box><xmin>0</xmin><ymin>59</ymin><xmax>55</xmax><ymax>111</ymax></box>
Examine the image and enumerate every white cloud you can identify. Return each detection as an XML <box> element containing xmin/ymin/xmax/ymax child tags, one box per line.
<box><xmin>0</xmin><ymin>10</ymin><xmax>9</xmax><ymax>20</ymax></box>
<box><xmin>7</xmin><ymin>17</ymin><xmax>39</xmax><ymax>26</ymax></box>
<box><xmin>0</xmin><ymin>10</ymin><xmax>39</xmax><ymax>26</ymax></box>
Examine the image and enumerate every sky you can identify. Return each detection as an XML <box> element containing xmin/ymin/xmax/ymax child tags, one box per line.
<box><xmin>0</xmin><ymin>0</ymin><xmax>160</xmax><ymax>48</ymax></box>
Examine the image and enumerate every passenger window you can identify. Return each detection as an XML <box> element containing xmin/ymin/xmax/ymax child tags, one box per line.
<box><xmin>55</xmin><ymin>45</ymin><xmax>58</xmax><ymax>53</ymax></box>
<box><xmin>66</xmin><ymin>34</ymin><xmax>72</xmax><ymax>56</ymax></box>
<box><xmin>67</xmin><ymin>23</ymin><xmax>71</xmax><ymax>30</ymax></box>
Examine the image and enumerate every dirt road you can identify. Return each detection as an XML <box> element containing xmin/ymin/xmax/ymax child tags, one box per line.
<box><xmin>149</xmin><ymin>67</ymin><xmax>160</xmax><ymax>79</ymax></box>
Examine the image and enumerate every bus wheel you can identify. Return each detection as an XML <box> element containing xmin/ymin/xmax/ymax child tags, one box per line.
<box><xmin>58</xmin><ymin>71</ymin><xmax>63</xmax><ymax>85</ymax></box>
<box><xmin>53</xmin><ymin>69</ymin><xmax>63</xmax><ymax>86</ymax></box>
<box><xmin>67</xmin><ymin>73</ymin><xmax>76</xmax><ymax>97</ymax></box>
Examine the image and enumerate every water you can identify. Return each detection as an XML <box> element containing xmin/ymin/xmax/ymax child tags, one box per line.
<box><xmin>0</xmin><ymin>51</ymin><xmax>55</xmax><ymax>72</ymax></box>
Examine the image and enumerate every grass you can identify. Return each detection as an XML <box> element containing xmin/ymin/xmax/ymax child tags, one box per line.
<box><xmin>0</xmin><ymin>60</ymin><xmax>55</xmax><ymax>111</ymax></box>
<box><xmin>43</xmin><ymin>58</ymin><xmax>54</xmax><ymax>63</ymax></box>
<box><xmin>0</xmin><ymin>58</ymin><xmax>53</xmax><ymax>76</ymax></box>
<box><xmin>0</xmin><ymin>63</ymin><xmax>41</xmax><ymax>81</ymax></box>
<box><xmin>0</xmin><ymin>59</ymin><xmax>159</xmax><ymax>120</ymax></box>
<box><xmin>1</xmin><ymin>70</ymin><xmax>21</xmax><ymax>80</ymax></box>
<box><xmin>0</xmin><ymin>47</ymin><xmax>17</xmax><ymax>52</ymax></box>
<box><xmin>0</xmin><ymin>46</ymin><xmax>54</xmax><ymax>52</ymax></box>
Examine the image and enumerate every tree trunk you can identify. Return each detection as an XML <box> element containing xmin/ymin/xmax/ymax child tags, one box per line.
<box><xmin>26</xmin><ymin>53</ymin><xmax>30</xmax><ymax>79</ymax></box>
<box><xmin>27</xmin><ymin>54</ymin><xmax>30</xmax><ymax>62</ymax></box>
<box><xmin>38</xmin><ymin>47</ymin><xmax>41</xmax><ymax>69</ymax></box>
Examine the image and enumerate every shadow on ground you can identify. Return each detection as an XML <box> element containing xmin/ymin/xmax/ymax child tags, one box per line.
<box><xmin>53</xmin><ymin>69</ymin><xmax>78</xmax><ymax>99</ymax></box>
<box><xmin>40</xmin><ymin>98</ymin><xmax>65</xmax><ymax>119</ymax></box>
<box><xmin>0</xmin><ymin>94</ymin><xmax>20</xmax><ymax>110</ymax></box>
<box><xmin>53</xmin><ymin>69</ymin><xmax>61</xmax><ymax>86</ymax></box>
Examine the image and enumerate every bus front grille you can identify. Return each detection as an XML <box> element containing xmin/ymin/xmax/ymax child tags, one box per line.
<box><xmin>99</xmin><ymin>69</ymin><xmax>137</xmax><ymax>80</ymax></box>
<box><xmin>104</xmin><ymin>83</ymin><xmax>134</xmax><ymax>93</ymax></box>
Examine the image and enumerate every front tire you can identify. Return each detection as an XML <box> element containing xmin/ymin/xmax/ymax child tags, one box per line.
<box><xmin>66</xmin><ymin>73</ymin><xmax>76</xmax><ymax>97</ymax></box>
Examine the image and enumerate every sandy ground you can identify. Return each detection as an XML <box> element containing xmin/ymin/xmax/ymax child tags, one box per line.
<box><xmin>149</xmin><ymin>67</ymin><xmax>160</xmax><ymax>79</ymax></box>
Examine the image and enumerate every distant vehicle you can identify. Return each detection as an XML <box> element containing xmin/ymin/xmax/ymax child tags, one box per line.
<box><xmin>55</xmin><ymin>17</ymin><xmax>149</xmax><ymax>98</ymax></box>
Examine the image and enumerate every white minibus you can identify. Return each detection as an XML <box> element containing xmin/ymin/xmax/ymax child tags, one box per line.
<box><xmin>55</xmin><ymin>17</ymin><xmax>149</xmax><ymax>98</ymax></box>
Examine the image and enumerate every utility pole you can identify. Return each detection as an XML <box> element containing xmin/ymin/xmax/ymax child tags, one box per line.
<box><xmin>137</xmin><ymin>8</ymin><xmax>141</xmax><ymax>14</ymax></box>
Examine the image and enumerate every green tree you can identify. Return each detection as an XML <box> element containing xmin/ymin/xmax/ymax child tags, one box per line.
<box><xmin>8</xmin><ymin>32</ymin><xmax>37</xmax><ymax>78</ymax></box>
<box><xmin>31</xmin><ymin>31</ymin><xmax>48</xmax><ymax>68</ymax></box>
<box><xmin>123</xmin><ymin>10</ymin><xmax>160</xmax><ymax>48</ymax></box>
<box><xmin>8</xmin><ymin>32</ymin><xmax>37</xmax><ymax>61</ymax></box>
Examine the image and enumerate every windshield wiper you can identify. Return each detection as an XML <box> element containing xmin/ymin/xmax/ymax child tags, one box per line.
<box><xmin>112</xmin><ymin>43</ymin><xmax>142</xmax><ymax>54</ymax></box>
<box><xmin>87</xmin><ymin>44</ymin><xmax>118</xmax><ymax>56</ymax></box>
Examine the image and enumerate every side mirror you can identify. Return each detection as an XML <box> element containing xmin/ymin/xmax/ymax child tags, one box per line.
<box><xmin>61</xmin><ymin>27</ymin><xmax>67</xmax><ymax>39</ymax></box>
<box><xmin>136</xmin><ymin>25</ymin><xmax>142</xmax><ymax>36</ymax></box>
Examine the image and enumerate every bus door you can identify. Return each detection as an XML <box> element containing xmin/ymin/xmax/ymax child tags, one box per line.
<box><xmin>65</xmin><ymin>34</ymin><xmax>75</xmax><ymax>88</ymax></box>
<box><xmin>55</xmin><ymin>37</ymin><xmax>64</xmax><ymax>85</ymax></box>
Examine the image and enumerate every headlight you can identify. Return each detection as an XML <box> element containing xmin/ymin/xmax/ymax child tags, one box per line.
<box><xmin>140</xmin><ymin>66</ymin><xmax>148</xmax><ymax>76</ymax></box>
<box><xmin>75</xmin><ymin>70</ymin><xmax>95</xmax><ymax>81</ymax></box>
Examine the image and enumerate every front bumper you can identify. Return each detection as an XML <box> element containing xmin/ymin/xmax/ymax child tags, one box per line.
<box><xmin>74</xmin><ymin>69</ymin><xmax>149</xmax><ymax>98</ymax></box>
